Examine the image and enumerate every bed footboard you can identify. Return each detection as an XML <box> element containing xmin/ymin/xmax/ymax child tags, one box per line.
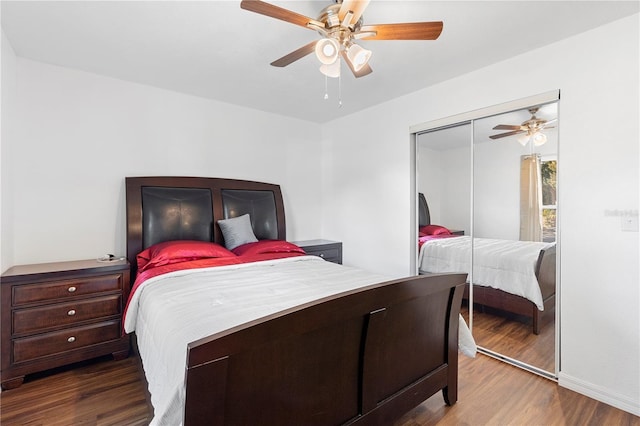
<box><xmin>463</xmin><ymin>244</ymin><xmax>556</xmax><ymax>335</ymax></box>
<box><xmin>182</xmin><ymin>273</ymin><xmax>465</xmax><ymax>426</ymax></box>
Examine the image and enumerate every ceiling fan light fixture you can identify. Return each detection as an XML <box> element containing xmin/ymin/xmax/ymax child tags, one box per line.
<box><xmin>346</xmin><ymin>43</ymin><xmax>372</xmax><ymax>71</ymax></box>
<box><xmin>516</xmin><ymin>131</ymin><xmax>548</xmax><ymax>147</ymax></box>
<box><xmin>319</xmin><ymin>60</ymin><xmax>341</xmax><ymax>78</ymax></box>
<box><xmin>315</xmin><ymin>38</ymin><xmax>340</xmax><ymax>65</ymax></box>
<box><xmin>532</xmin><ymin>132</ymin><xmax>548</xmax><ymax>146</ymax></box>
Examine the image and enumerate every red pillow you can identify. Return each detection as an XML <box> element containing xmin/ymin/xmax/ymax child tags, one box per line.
<box><xmin>419</xmin><ymin>225</ymin><xmax>452</xmax><ymax>236</ymax></box>
<box><xmin>137</xmin><ymin>240</ymin><xmax>236</xmax><ymax>272</ymax></box>
<box><xmin>232</xmin><ymin>240</ymin><xmax>306</xmax><ymax>257</ymax></box>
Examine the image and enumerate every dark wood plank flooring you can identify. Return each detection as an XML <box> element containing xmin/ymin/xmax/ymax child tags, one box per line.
<box><xmin>463</xmin><ymin>304</ymin><xmax>555</xmax><ymax>373</ymax></box>
<box><xmin>2</xmin><ymin>349</ymin><xmax>638</xmax><ymax>425</ymax></box>
<box><xmin>0</xmin><ymin>355</ymin><xmax>152</xmax><ymax>425</ymax></box>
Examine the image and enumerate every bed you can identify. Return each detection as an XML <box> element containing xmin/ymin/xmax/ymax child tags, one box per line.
<box><xmin>417</xmin><ymin>193</ymin><xmax>556</xmax><ymax>335</ymax></box>
<box><xmin>125</xmin><ymin>176</ymin><xmax>472</xmax><ymax>426</ymax></box>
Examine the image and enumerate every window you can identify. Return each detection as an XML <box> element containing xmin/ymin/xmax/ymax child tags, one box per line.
<box><xmin>541</xmin><ymin>157</ymin><xmax>557</xmax><ymax>242</ymax></box>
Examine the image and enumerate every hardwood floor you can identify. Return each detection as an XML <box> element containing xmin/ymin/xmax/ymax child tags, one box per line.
<box><xmin>1</xmin><ymin>351</ymin><xmax>638</xmax><ymax>425</ymax></box>
<box><xmin>463</xmin><ymin>303</ymin><xmax>555</xmax><ymax>373</ymax></box>
<box><xmin>0</xmin><ymin>355</ymin><xmax>152</xmax><ymax>425</ymax></box>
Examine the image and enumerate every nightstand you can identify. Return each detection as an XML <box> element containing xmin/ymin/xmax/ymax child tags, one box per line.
<box><xmin>293</xmin><ymin>239</ymin><xmax>343</xmax><ymax>264</ymax></box>
<box><xmin>1</xmin><ymin>259</ymin><xmax>131</xmax><ymax>390</ymax></box>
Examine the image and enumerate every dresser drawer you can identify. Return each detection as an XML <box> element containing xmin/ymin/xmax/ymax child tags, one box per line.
<box><xmin>12</xmin><ymin>320</ymin><xmax>122</xmax><ymax>364</ymax></box>
<box><xmin>12</xmin><ymin>295</ymin><xmax>121</xmax><ymax>335</ymax></box>
<box><xmin>12</xmin><ymin>274</ymin><xmax>123</xmax><ymax>306</ymax></box>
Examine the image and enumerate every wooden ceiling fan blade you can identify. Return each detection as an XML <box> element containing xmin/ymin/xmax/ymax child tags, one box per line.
<box><xmin>339</xmin><ymin>0</ymin><xmax>370</xmax><ymax>25</ymax></box>
<box><xmin>240</xmin><ymin>0</ymin><xmax>315</xmax><ymax>29</ymax></box>
<box><xmin>341</xmin><ymin>51</ymin><xmax>373</xmax><ymax>78</ymax></box>
<box><xmin>360</xmin><ymin>22</ymin><xmax>443</xmax><ymax>40</ymax></box>
<box><xmin>271</xmin><ymin>41</ymin><xmax>317</xmax><ymax>67</ymax></box>
<box><xmin>489</xmin><ymin>130</ymin><xmax>525</xmax><ymax>140</ymax></box>
<box><xmin>493</xmin><ymin>124</ymin><xmax>524</xmax><ymax>131</ymax></box>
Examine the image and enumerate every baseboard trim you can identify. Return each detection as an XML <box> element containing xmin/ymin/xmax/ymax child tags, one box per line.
<box><xmin>558</xmin><ymin>372</ymin><xmax>640</xmax><ymax>416</ymax></box>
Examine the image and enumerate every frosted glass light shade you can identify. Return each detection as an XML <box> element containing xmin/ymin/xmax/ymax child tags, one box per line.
<box><xmin>518</xmin><ymin>132</ymin><xmax>547</xmax><ymax>147</ymax></box>
<box><xmin>315</xmin><ymin>38</ymin><xmax>340</xmax><ymax>65</ymax></box>
<box><xmin>346</xmin><ymin>43</ymin><xmax>371</xmax><ymax>71</ymax></box>
<box><xmin>320</xmin><ymin>60</ymin><xmax>341</xmax><ymax>78</ymax></box>
<box><xmin>532</xmin><ymin>132</ymin><xmax>548</xmax><ymax>146</ymax></box>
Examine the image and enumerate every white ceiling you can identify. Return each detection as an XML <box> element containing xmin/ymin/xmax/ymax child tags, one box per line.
<box><xmin>2</xmin><ymin>1</ymin><xmax>638</xmax><ymax>123</ymax></box>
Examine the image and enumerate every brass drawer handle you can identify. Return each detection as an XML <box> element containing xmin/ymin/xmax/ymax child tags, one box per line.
<box><xmin>67</xmin><ymin>336</ymin><xmax>76</xmax><ymax>343</ymax></box>
<box><xmin>67</xmin><ymin>286</ymin><xmax>77</xmax><ymax>293</ymax></box>
<box><xmin>67</xmin><ymin>309</ymin><xmax>76</xmax><ymax>316</ymax></box>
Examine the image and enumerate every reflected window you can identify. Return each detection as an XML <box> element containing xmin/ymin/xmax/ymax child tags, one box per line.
<box><xmin>541</xmin><ymin>157</ymin><xmax>557</xmax><ymax>242</ymax></box>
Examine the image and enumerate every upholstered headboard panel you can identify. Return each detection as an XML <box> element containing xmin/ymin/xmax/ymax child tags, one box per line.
<box><xmin>141</xmin><ymin>187</ymin><xmax>214</xmax><ymax>249</ymax></box>
<box><xmin>126</xmin><ymin>176</ymin><xmax>286</xmax><ymax>276</ymax></box>
<box><xmin>221</xmin><ymin>189</ymin><xmax>278</xmax><ymax>240</ymax></box>
<box><xmin>418</xmin><ymin>193</ymin><xmax>431</xmax><ymax>227</ymax></box>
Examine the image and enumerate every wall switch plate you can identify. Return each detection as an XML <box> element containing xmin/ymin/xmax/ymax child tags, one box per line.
<box><xmin>621</xmin><ymin>215</ymin><xmax>639</xmax><ymax>232</ymax></box>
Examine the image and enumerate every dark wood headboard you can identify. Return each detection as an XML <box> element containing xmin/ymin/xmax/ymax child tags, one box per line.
<box><xmin>419</xmin><ymin>193</ymin><xmax>431</xmax><ymax>227</ymax></box>
<box><xmin>125</xmin><ymin>176</ymin><xmax>286</xmax><ymax>277</ymax></box>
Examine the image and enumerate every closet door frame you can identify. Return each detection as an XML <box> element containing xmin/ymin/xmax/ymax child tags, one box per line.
<box><xmin>411</xmin><ymin>90</ymin><xmax>560</xmax><ymax>379</ymax></box>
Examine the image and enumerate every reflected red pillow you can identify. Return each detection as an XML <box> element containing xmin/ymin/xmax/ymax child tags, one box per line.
<box><xmin>232</xmin><ymin>240</ymin><xmax>306</xmax><ymax>257</ymax></box>
<box><xmin>137</xmin><ymin>240</ymin><xmax>236</xmax><ymax>272</ymax></box>
<box><xmin>419</xmin><ymin>225</ymin><xmax>452</xmax><ymax>236</ymax></box>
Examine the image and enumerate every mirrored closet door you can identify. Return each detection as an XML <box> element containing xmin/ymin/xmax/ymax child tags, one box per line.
<box><xmin>471</xmin><ymin>103</ymin><xmax>558</xmax><ymax>375</ymax></box>
<box><xmin>415</xmin><ymin>91</ymin><xmax>559</xmax><ymax>377</ymax></box>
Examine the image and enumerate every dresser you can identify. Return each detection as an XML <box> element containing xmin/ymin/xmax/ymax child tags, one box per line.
<box><xmin>293</xmin><ymin>239</ymin><xmax>343</xmax><ymax>264</ymax></box>
<box><xmin>1</xmin><ymin>259</ymin><xmax>131</xmax><ymax>390</ymax></box>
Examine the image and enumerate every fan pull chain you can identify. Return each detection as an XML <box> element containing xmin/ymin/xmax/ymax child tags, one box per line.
<box><xmin>338</xmin><ymin>63</ymin><xmax>342</xmax><ymax>108</ymax></box>
<box><xmin>321</xmin><ymin>60</ymin><xmax>342</xmax><ymax>107</ymax></box>
<box><xmin>324</xmin><ymin>73</ymin><xmax>329</xmax><ymax>100</ymax></box>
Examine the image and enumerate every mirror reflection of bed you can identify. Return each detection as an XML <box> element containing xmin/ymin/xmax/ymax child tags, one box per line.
<box><xmin>418</xmin><ymin>197</ymin><xmax>556</xmax><ymax>374</ymax></box>
<box><xmin>416</xmin><ymin>99</ymin><xmax>558</xmax><ymax>375</ymax></box>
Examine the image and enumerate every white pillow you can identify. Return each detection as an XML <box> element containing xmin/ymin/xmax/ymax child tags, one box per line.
<box><xmin>217</xmin><ymin>214</ymin><xmax>258</xmax><ymax>250</ymax></box>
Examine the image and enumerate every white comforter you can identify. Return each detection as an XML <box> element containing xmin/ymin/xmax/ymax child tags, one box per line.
<box><xmin>418</xmin><ymin>236</ymin><xmax>553</xmax><ymax>310</ymax></box>
<box><xmin>125</xmin><ymin>256</ymin><xmax>476</xmax><ymax>426</ymax></box>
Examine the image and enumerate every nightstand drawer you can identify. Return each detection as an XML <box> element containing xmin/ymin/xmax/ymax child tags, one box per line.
<box><xmin>12</xmin><ymin>320</ymin><xmax>122</xmax><ymax>364</ymax></box>
<box><xmin>293</xmin><ymin>240</ymin><xmax>343</xmax><ymax>265</ymax></box>
<box><xmin>13</xmin><ymin>274</ymin><xmax>123</xmax><ymax>306</ymax></box>
<box><xmin>305</xmin><ymin>246</ymin><xmax>341</xmax><ymax>262</ymax></box>
<box><xmin>13</xmin><ymin>295</ymin><xmax>122</xmax><ymax>335</ymax></box>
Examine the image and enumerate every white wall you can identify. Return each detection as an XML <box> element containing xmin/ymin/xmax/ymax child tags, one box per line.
<box><xmin>2</xmin><ymin>57</ymin><xmax>323</xmax><ymax>266</ymax></box>
<box><xmin>322</xmin><ymin>15</ymin><xmax>639</xmax><ymax>415</ymax></box>
<box><xmin>416</xmin><ymin>125</ymin><xmax>470</xmax><ymax>233</ymax></box>
<box><xmin>417</xmin><ymin>142</ymin><xmax>471</xmax><ymax>233</ymax></box>
<box><xmin>417</xmin><ymin>146</ymin><xmax>442</xmax><ymax>224</ymax></box>
<box><xmin>1</xmin><ymin>30</ymin><xmax>17</xmax><ymax>272</ymax></box>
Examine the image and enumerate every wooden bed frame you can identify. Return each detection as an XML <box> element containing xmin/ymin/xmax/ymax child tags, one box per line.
<box><xmin>126</xmin><ymin>177</ymin><xmax>466</xmax><ymax>425</ymax></box>
<box><xmin>419</xmin><ymin>192</ymin><xmax>556</xmax><ymax>335</ymax></box>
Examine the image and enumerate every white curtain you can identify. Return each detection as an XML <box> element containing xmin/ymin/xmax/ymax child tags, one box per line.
<box><xmin>519</xmin><ymin>155</ymin><xmax>543</xmax><ymax>241</ymax></box>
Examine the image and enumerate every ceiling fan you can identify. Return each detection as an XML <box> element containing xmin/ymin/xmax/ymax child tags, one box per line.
<box><xmin>240</xmin><ymin>0</ymin><xmax>443</xmax><ymax>78</ymax></box>
<box><xmin>490</xmin><ymin>107</ymin><xmax>557</xmax><ymax>146</ymax></box>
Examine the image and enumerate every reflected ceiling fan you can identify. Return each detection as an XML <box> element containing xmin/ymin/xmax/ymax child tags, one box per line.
<box><xmin>240</xmin><ymin>0</ymin><xmax>443</xmax><ymax>78</ymax></box>
<box><xmin>490</xmin><ymin>107</ymin><xmax>557</xmax><ymax>146</ymax></box>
